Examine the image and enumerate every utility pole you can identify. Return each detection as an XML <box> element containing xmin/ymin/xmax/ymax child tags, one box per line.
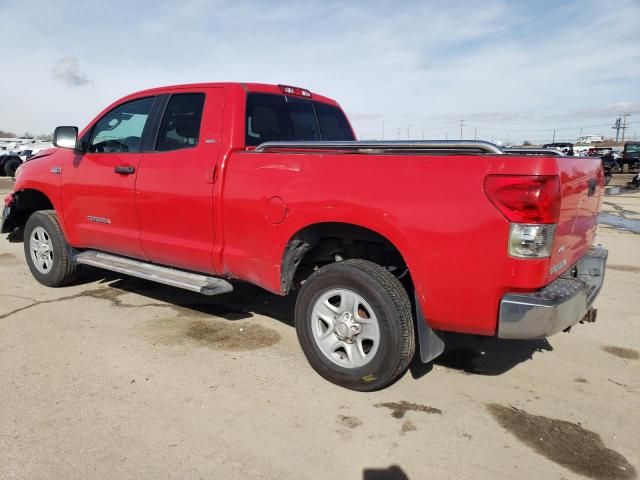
<box><xmin>396</xmin><ymin>128</ymin><xmax>401</xmax><ymax>140</ymax></box>
<box><xmin>459</xmin><ymin>120</ymin><xmax>465</xmax><ymax>140</ymax></box>
<box><xmin>381</xmin><ymin>120</ymin><xmax>385</xmax><ymax>140</ymax></box>
<box><xmin>612</xmin><ymin>117</ymin><xmax>621</xmax><ymax>142</ymax></box>
<box><xmin>621</xmin><ymin>113</ymin><xmax>630</xmax><ymax>143</ymax></box>
<box><xmin>406</xmin><ymin>125</ymin><xmax>411</xmax><ymax>139</ymax></box>
<box><xmin>552</xmin><ymin>129</ymin><xmax>556</xmax><ymax>143</ymax></box>
<box><xmin>474</xmin><ymin>128</ymin><xmax>477</xmax><ymax>140</ymax></box>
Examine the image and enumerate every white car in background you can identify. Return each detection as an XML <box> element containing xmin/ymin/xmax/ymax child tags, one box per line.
<box><xmin>1</xmin><ymin>142</ymin><xmax>53</xmax><ymax>177</ymax></box>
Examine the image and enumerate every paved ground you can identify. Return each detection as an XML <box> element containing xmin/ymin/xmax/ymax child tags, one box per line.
<box><xmin>1</xmin><ymin>176</ymin><xmax>639</xmax><ymax>480</ymax></box>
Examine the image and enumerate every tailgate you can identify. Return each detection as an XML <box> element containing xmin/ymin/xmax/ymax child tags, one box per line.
<box><xmin>547</xmin><ymin>156</ymin><xmax>603</xmax><ymax>281</ymax></box>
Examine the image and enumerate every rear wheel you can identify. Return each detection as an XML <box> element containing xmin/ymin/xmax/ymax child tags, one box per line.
<box><xmin>295</xmin><ymin>259</ymin><xmax>415</xmax><ymax>391</ymax></box>
<box><xmin>24</xmin><ymin>211</ymin><xmax>78</xmax><ymax>287</ymax></box>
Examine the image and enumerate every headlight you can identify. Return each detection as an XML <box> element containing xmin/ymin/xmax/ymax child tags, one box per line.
<box><xmin>508</xmin><ymin>223</ymin><xmax>557</xmax><ymax>258</ymax></box>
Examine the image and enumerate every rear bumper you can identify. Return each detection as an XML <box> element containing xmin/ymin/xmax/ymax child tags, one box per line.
<box><xmin>498</xmin><ymin>247</ymin><xmax>608</xmax><ymax>339</ymax></box>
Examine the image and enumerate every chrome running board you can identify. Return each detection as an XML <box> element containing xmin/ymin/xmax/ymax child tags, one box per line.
<box><xmin>75</xmin><ymin>250</ymin><xmax>233</xmax><ymax>296</ymax></box>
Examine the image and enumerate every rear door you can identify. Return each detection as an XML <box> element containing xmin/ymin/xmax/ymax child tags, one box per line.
<box><xmin>135</xmin><ymin>88</ymin><xmax>226</xmax><ymax>273</ymax></box>
<box><xmin>60</xmin><ymin>96</ymin><xmax>158</xmax><ymax>258</ymax></box>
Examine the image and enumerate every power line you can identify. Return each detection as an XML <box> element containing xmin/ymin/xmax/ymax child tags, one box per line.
<box><xmin>621</xmin><ymin>113</ymin><xmax>630</xmax><ymax>143</ymax></box>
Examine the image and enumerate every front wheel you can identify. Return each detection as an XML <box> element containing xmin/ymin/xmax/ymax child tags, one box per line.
<box><xmin>295</xmin><ymin>259</ymin><xmax>415</xmax><ymax>391</ymax></box>
<box><xmin>24</xmin><ymin>211</ymin><xmax>79</xmax><ymax>287</ymax></box>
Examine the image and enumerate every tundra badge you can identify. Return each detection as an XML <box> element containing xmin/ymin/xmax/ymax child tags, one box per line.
<box><xmin>87</xmin><ymin>215</ymin><xmax>111</xmax><ymax>224</ymax></box>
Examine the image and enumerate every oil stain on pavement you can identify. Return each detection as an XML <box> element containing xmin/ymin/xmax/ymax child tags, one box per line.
<box><xmin>602</xmin><ymin>345</ymin><xmax>640</xmax><ymax>360</ymax></box>
<box><xmin>400</xmin><ymin>420</ymin><xmax>417</xmax><ymax>435</ymax></box>
<box><xmin>0</xmin><ymin>252</ymin><xmax>20</xmax><ymax>265</ymax></box>
<box><xmin>337</xmin><ymin>415</ymin><xmax>363</xmax><ymax>429</ymax></box>
<box><xmin>183</xmin><ymin>319</ymin><xmax>280</xmax><ymax>351</ymax></box>
<box><xmin>607</xmin><ymin>264</ymin><xmax>640</xmax><ymax>273</ymax></box>
<box><xmin>0</xmin><ymin>281</ymin><xmax>281</xmax><ymax>352</ymax></box>
<box><xmin>488</xmin><ymin>404</ymin><xmax>637</xmax><ymax>480</ymax></box>
<box><xmin>375</xmin><ymin>401</ymin><xmax>442</xmax><ymax>419</ymax></box>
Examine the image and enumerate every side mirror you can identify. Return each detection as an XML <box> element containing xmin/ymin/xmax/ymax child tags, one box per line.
<box><xmin>53</xmin><ymin>126</ymin><xmax>79</xmax><ymax>150</ymax></box>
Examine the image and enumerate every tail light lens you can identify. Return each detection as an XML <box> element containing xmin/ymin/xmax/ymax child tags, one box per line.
<box><xmin>484</xmin><ymin>175</ymin><xmax>560</xmax><ymax>224</ymax></box>
<box><xmin>508</xmin><ymin>223</ymin><xmax>556</xmax><ymax>258</ymax></box>
<box><xmin>485</xmin><ymin>175</ymin><xmax>561</xmax><ymax>259</ymax></box>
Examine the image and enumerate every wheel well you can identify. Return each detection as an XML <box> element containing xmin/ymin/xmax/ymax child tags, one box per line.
<box><xmin>281</xmin><ymin>222</ymin><xmax>410</xmax><ymax>294</ymax></box>
<box><xmin>4</xmin><ymin>189</ymin><xmax>54</xmax><ymax>240</ymax></box>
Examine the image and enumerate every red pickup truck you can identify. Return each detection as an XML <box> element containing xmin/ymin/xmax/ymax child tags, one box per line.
<box><xmin>2</xmin><ymin>82</ymin><xmax>607</xmax><ymax>390</ymax></box>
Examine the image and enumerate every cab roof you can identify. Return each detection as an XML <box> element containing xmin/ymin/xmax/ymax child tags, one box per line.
<box><xmin>121</xmin><ymin>82</ymin><xmax>340</xmax><ymax>106</ymax></box>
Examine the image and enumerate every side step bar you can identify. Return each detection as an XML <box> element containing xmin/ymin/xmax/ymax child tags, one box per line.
<box><xmin>75</xmin><ymin>250</ymin><xmax>233</xmax><ymax>296</ymax></box>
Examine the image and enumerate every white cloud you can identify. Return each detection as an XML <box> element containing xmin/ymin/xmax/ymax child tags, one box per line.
<box><xmin>52</xmin><ymin>56</ymin><xmax>90</xmax><ymax>87</ymax></box>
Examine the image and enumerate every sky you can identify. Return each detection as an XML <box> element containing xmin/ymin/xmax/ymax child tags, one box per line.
<box><xmin>0</xmin><ymin>0</ymin><xmax>639</xmax><ymax>144</ymax></box>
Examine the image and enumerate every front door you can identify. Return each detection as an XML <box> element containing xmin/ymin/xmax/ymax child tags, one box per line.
<box><xmin>135</xmin><ymin>88</ymin><xmax>226</xmax><ymax>273</ymax></box>
<box><xmin>60</xmin><ymin>96</ymin><xmax>157</xmax><ymax>258</ymax></box>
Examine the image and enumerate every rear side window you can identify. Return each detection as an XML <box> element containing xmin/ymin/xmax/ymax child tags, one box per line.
<box><xmin>156</xmin><ymin>93</ymin><xmax>205</xmax><ymax>152</ymax></box>
<box><xmin>313</xmin><ymin>101</ymin><xmax>353</xmax><ymax>141</ymax></box>
<box><xmin>245</xmin><ymin>93</ymin><xmax>354</xmax><ymax>146</ymax></box>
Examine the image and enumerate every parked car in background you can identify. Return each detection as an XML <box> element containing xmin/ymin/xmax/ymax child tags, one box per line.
<box><xmin>577</xmin><ymin>135</ymin><xmax>604</xmax><ymax>144</ymax></box>
<box><xmin>17</xmin><ymin>150</ymin><xmax>33</xmax><ymax>161</ymax></box>
<box><xmin>622</xmin><ymin>142</ymin><xmax>640</xmax><ymax>169</ymax></box>
<box><xmin>0</xmin><ymin>151</ymin><xmax>22</xmax><ymax>177</ymax></box>
<box><xmin>543</xmin><ymin>142</ymin><xmax>574</xmax><ymax>155</ymax></box>
<box><xmin>583</xmin><ymin>147</ymin><xmax>619</xmax><ymax>185</ymax></box>
<box><xmin>17</xmin><ymin>144</ymin><xmax>51</xmax><ymax>162</ymax></box>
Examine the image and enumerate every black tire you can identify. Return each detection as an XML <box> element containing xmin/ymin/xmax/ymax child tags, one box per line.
<box><xmin>604</xmin><ymin>173</ymin><xmax>612</xmax><ymax>186</ymax></box>
<box><xmin>3</xmin><ymin>157</ymin><xmax>22</xmax><ymax>177</ymax></box>
<box><xmin>295</xmin><ymin>259</ymin><xmax>415</xmax><ymax>391</ymax></box>
<box><xmin>23</xmin><ymin>210</ymin><xmax>79</xmax><ymax>287</ymax></box>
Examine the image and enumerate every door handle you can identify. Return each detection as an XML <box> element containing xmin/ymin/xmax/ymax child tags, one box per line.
<box><xmin>114</xmin><ymin>165</ymin><xmax>135</xmax><ymax>174</ymax></box>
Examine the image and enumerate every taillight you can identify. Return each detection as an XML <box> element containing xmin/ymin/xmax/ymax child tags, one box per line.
<box><xmin>484</xmin><ymin>175</ymin><xmax>560</xmax><ymax>224</ymax></box>
<box><xmin>278</xmin><ymin>84</ymin><xmax>312</xmax><ymax>98</ymax></box>
<box><xmin>485</xmin><ymin>175</ymin><xmax>560</xmax><ymax>259</ymax></box>
<box><xmin>508</xmin><ymin>223</ymin><xmax>556</xmax><ymax>258</ymax></box>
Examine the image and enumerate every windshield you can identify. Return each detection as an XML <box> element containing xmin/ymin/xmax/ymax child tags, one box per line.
<box><xmin>245</xmin><ymin>93</ymin><xmax>354</xmax><ymax>146</ymax></box>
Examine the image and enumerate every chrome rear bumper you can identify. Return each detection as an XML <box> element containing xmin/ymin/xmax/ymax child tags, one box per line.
<box><xmin>498</xmin><ymin>247</ymin><xmax>608</xmax><ymax>339</ymax></box>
